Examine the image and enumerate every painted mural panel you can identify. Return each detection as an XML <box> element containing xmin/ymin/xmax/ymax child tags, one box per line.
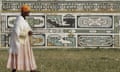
<box><xmin>7</xmin><ymin>15</ymin><xmax>45</xmax><ymax>28</ymax></box>
<box><xmin>77</xmin><ymin>16</ymin><xmax>113</xmax><ymax>28</ymax></box>
<box><xmin>63</xmin><ymin>14</ymin><xmax>75</xmax><ymax>28</ymax></box>
<box><xmin>46</xmin><ymin>14</ymin><xmax>75</xmax><ymax>28</ymax></box>
<box><xmin>31</xmin><ymin>34</ymin><xmax>45</xmax><ymax>46</ymax></box>
<box><xmin>47</xmin><ymin>34</ymin><xmax>76</xmax><ymax>47</ymax></box>
<box><xmin>0</xmin><ymin>0</ymin><xmax>120</xmax><ymax>48</ymax></box>
<box><xmin>46</xmin><ymin>15</ymin><xmax>62</xmax><ymax>28</ymax></box>
<box><xmin>78</xmin><ymin>35</ymin><xmax>113</xmax><ymax>47</ymax></box>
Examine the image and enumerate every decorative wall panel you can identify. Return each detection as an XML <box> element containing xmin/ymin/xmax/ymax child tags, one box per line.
<box><xmin>114</xmin><ymin>16</ymin><xmax>120</xmax><ymax>33</ymax></box>
<box><xmin>47</xmin><ymin>34</ymin><xmax>76</xmax><ymax>47</ymax></box>
<box><xmin>78</xmin><ymin>35</ymin><xmax>113</xmax><ymax>47</ymax></box>
<box><xmin>46</xmin><ymin>15</ymin><xmax>62</xmax><ymax>28</ymax></box>
<box><xmin>7</xmin><ymin>15</ymin><xmax>45</xmax><ymax>28</ymax></box>
<box><xmin>114</xmin><ymin>35</ymin><xmax>119</xmax><ymax>47</ymax></box>
<box><xmin>77</xmin><ymin>16</ymin><xmax>113</xmax><ymax>28</ymax></box>
<box><xmin>47</xmin><ymin>14</ymin><xmax>75</xmax><ymax>28</ymax></box>
<box><xmin>7</xmin><ymin>16</ymin><xmax>16</xmax><ymax>28</ymax></box>
<box><xmin>0</xmin><ymin>0</ymin><xmax>120</xmax><ymax>48</ymax></box>
<box><xmin>0</xmin><ymin>34</ymin><xmax>9</xmax><ymax>47</ymax></box>
<box><xmin>32</xmin><ymin>34</ymin><xmax>45</xmax><ymax>46</ymax></box>
<box><xmin>2</xmin><ymin>1</ymin><xmax>120</xmax><ymax>13</ymax></box>
<box><xmin>1</xmin><ymin>16</ymin><xmax>7</xmax><ymax>32</ymax></box>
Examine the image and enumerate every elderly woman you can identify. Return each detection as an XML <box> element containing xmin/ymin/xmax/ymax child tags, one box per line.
<box><xmin>7</xmin><ymin>4</ymin><xmax>37</xmax><ymax>72</ymax></box>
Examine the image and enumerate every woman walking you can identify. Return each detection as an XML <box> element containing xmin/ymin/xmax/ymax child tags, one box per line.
<box><xmin>7</xmin><ymin>4</ymin><xmax>37</xmax><ymax>72</ymax></box>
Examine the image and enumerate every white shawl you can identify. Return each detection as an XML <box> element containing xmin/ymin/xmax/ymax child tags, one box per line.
<box><xmin>9</xmin><ymin>16</ymin><xmax>32</xmax><ymax>54</ymax></box>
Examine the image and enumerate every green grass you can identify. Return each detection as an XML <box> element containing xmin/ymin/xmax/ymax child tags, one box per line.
<box><xmin>0</xmin><ymin>48</ymin><xmax>120</xmax><ymax>72</ymax></box>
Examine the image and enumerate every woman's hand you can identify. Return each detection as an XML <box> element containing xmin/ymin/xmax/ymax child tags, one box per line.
<box><xmin>28</xmin><ymin>31</ymin><xmax>32</xmax><ymax>36</ymax></box>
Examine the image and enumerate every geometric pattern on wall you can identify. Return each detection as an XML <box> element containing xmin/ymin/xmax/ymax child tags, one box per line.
<box><xmin>114</xmin><ymin>16</ymin><xmax>120</xmax><ymax>33</ymax></box>
<box><xmin>7</xmin><ymin>15</ymin><xmax>45</xmax><ymax>28</ymax></box>
<box><xmin>46</xmin><ymin>14</ymin><xmax>75</xmax><ymax>28</ymax></box>
<box><xmin>78</xmin><ymin>35</ymin><xmax>113</xmax><ymax>47</ymax></box>
<box><xmin>1</xmin><ymin>13</ymin><xmax>119</xmax><ymax>48</ymax></box>
<box><xmin>1</xmin><ymin>15</ymin><xmax>7</xmax><ymax>32</ymax></box>
<box><xmin>77</xmin><ymin>16</ymin><xmax>113</xmax><ymax>28</ymax></box>
<box><xmin>0</xmin><ymin>34</ymin><xmax>9</xmax><ymax>47</ymax></box>
<box><xmin>31</xmin><ymin>34</ymin><xmax>45</xmax><ymax>46</ymax></box>
<box><xmin>2</xmin><ymin>1</ymin><xmax>120</xmax><ymax>13</ymax></box>
<box><xmin>27</xmin><ymin>15</ymin><xmax>45</xmax><ymax>28</ymax></box>
<box><xmin>1</xmin><ymin>34</ymin><xmax>6</xmax><ymax>47</ymax></box>
<box><xmin>1</xmin><ymin>0</ymin><xmax>120</xmax><ymax>48</ymax></box>
<box><xmin>1</xmin><ymin>13</ymin><xmax>120</xmax><ymax>48</ymax></box>
<box><xmin>47</xmin><ymin>34</ymin><xmax>76</xmax><ymax>47</ymax></box>
<box><xmin>7</xmin><ymin>16</ymin><xmax>16</xmax><ymax>28</ymax></box>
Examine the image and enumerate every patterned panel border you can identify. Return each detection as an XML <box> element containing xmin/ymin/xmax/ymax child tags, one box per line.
<box><xmin>114</xmin><ymin>16</ymin><xmax>120</xmax><ymax>33</ymax></box>
<box><xmin>114</xmin><ymin>35</ymin><xmax>119</xmax><ymax>47</ymax></box>
<box><xmin>2</xmin><ymin>1</ymin><xmax>120</xmax><ymax>13</ymax></box>
<box><xmin>0</xmin><ymin>34</ymin><xmax>9</xmax><ymax>47</ymax></box>
<box><xmin>1</xmin><ymin>15</ymin><xmax>7</xmax><ymax>32</ymax></box>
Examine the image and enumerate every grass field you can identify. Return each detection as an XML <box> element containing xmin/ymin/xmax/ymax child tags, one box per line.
<box><xmin>0</xmin><ymin>48</ymin><xmax>120</xmax><ymax>72</ymax></box>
